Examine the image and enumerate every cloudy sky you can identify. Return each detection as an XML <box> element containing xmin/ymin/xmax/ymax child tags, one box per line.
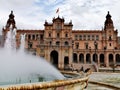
<box><xmin>0</xmin><ymin>0</ymin><xmax>120</xmax><ymax>35</ymax></box>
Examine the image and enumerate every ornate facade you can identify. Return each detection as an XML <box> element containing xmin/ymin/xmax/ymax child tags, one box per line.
<box><xmin>2</xmin><ymin>11</ymin><xmax>120</xmax><ymax>70</ymax></box>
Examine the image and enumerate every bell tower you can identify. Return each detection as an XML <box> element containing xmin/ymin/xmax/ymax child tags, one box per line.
<box><xmin>6</xmin><ymin>11</ymin><xmax>16</xmax><ymax>30</ymax></box>
<box><xmin>104</xmin><ymin>11</ymin><xmax>114</xmax><ymax>30</ymax></box>
<box><xmin>103</xmin><ymin>11</ymin><xmax>117</xmax><ymax>50</ymax></box>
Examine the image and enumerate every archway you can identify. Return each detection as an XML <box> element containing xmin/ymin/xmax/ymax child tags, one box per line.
<box><xmin>50</xmin><ymin>50</ymin><xmax>58</xmax><ymax>68</ymax></box>
<box><xmin>73</xmin><ymin>53</ymin><xmax>77</xmax><ymax>63</ymax></box>
<box><xmin>116</xmin><ymin>54</ymin><xmax>120</xmax><ymax>64</ymax></box>
<box><xmin>109</xmin><ymin>54</ymin><xmax>113</xmax><ymax>66</ymax></box>
<box><xmin>100</xmin><ymin>54</ymin><xmax>104</xmax><ymax>67</ymax></box>
<box><xmin>79</xmin><ymin>54</ymin><xmax>84</xmax><ymax>63</ymax></box>
<box><xmin>64</xmin><ymin>56</ymin><xmax>69</xmax><ymax>65</ymax></box>
<box><xmin>86</xmin><ymin>53</ymin><xmax>91</xmax><ymax>63</ymax></box>
<box><xmin>93</xmin><ymin>54</ymin><xmax>98</xmax><ymax>63</ymax></box>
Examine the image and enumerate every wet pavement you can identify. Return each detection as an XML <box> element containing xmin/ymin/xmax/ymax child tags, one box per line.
<box><xmin>85</xmin><ymin>72</ymin><xmax>120</xmax><ymax>90</ymax></box>
<box><xmin>85</xmin><ymin>83</ymin><xmax>113</xmax><ymax>90</ymax></box>
<box><xmin>89</xmin><ymin>72</ymin><xmax>120</xmax><ymax>87</ymax></box>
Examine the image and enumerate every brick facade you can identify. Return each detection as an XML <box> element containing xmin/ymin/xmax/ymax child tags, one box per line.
<box><xmin>2</xmin><ymin>11</ymin><xmax>120</xmax><ymax>70</ymax></box>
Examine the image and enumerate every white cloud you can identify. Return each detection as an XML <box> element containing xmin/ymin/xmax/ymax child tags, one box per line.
<box><xmin>0</xmin><ymin>0</ymin><xmax>120</xmax><ymax>35</ymax></box>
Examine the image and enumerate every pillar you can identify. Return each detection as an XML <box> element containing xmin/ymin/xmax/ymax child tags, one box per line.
<box><xmin>98</xmin><ymin>54</ymin><xmax>100</xmax><ymax>67</ymax></box>
<box><xmin>84</xmin><ymin>53</ymin><xmax>86</xmax><ymax>64</ymax></box>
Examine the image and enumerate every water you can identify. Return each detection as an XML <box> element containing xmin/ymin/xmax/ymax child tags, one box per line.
<box><xmin>0</xmin><ymin>28</ymin><xmax>65</xmax><ymax>85</ymax></box>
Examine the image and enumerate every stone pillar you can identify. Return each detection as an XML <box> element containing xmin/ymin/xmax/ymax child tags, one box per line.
<box><xmin>58</xmin><ymin>48</ymin><xmax>64</xmax><ymax>70</ymax></box>
<box><xmin>98</xmin><ymin>54</ymin><xmax>100</xmax><ymax>67</ymax></box>
<box><xmin>90</xmin><ymin>53</ymin><xmax>93</xmax><ymax>63</ymax></box>
<box><xmin>47</xmin><ymin>50</ymin><xmax>50</xmax><ymax>62</ymax></box>
<box><xmin>58</xmin><ymin>49</ymin><xmax>62</xmax><ymax>69</ymax></box>
<box><xmin>113</xmin><ymin>53</ymin><xmax>116</xmax><ymax>64</ymax></box>
<box><xmin>69</xmin><ymin>47</ymin><xmax>73</xmax><ymax>65</ymax></box>
<box><xmin>77</xmin><ymin>53</ymin><xmax>79</xmax><ymax>63</ymax></box>
<box><xmin>84</xmin><ymin>53</ymin><xmax>86</xmax><ymax>64</ymax></box>
<box><xmin>105</xmin><ymin>53</ymin><xmax>109</xmax><ymax>67</ymax></box>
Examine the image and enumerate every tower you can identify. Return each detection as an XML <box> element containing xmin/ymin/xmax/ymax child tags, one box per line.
<box><xmin>6</xmin><ymin>11</ymin><xmax>16</xmax><ymax>30</ymax></box>
<box><xmin>2</xmin><ymin>11</ymin><xmax>17</xmax><ymax>47</ymax></box>
<box><xmin>104</xmin><ymin>11</ymin><xmax>114</xmax><ymax>30</ymax></box>
<box><xmin>103</xmin><ymin>11</ymin><xmax>116</xmax><ymax>50</ymax></box>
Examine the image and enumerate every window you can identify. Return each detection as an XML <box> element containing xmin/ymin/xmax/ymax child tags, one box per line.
<box><xmin>76</xmin><ymin>43</ymin><xmax>79</xmax><ymax>49</ymax></box>
<box><xmin>79</xmin><ymin>35</ymin><xmax>82</xmax><ymax>40</ymax></box>
<box><xmin>75</xmin><ymin>35</ymin><xmax>78</xmax><ymax>40</ymax></box>
<box><xmin>94</xmin><ymin>42</ymin><xmax>98</xmax><ymax>49</ymax></box>
<box><xmin>40</xmin><ymin>35</ymin><xmax>43</xmax><ymax>40</ymax></box>
<box><xmin>28</xmin><ymin>34</ymin><xmax>31</xmax><ymax>40</ymax></box>
<box><xmin>56</xmin><ymin>41</ymin><xmax>60</xmax><ymax>46</ymax></box>
<box><xmin>84</xmin><ymin>35</ymin><xmax>86</xmax><ymax>40</ymax></box>
<box><xmin>88</xmin><ymin>35</ymin><xmax>90</xmax><ymax>40</ymax></box>
<box><xmin>85</xmin><ymin>43</ymin><xmax>88</xmax><ymax>49</ymax></box>
<box><xmin>109</xmin><ymin>36</ymin><xmax>112</xmax><ymax>41</ymax></box>
<box><xmin>57</xmin><ymin>33</ymin><xmax>60</xmax><ymax>38</ymax></box>
<box><xmin>109</xmin><ymin>43</ymin><xmax>111</xmax><ymax>46</ymax></box>
<box><xmin>96</xmin><ymin>35</ymin><xmax>99</xmax><ymax>40</ymax></box>
<box><xmin>92</xmin><ymin>35</ymin><xmax>94</xmax><ymax>40</ymax></box>
<box><xmin>32</xmin><ymin>35</ymin><xmax>35</xmax><ymax>40</ymax></box>
<box><xmin>65</xmin><ymin>41</ymin><xmax>69</xmax><ymax>46</ymax></box>
<box><xmin>65</xmin><ymin>33</ymin><xmax>68</xmax><ymax>37</ymax></box>
<box><xmin>56</xmin><ymin>23</ymin><xmax>62</xmax><ymax>30</ymax></box>
<box><xmin>48</xmin><ymin>33</ymin><xmax>51</xmax><ymax>37</ymax></box>
<box><xmin>50</xmin><ymin>41</ymin><xmax>52</xmax><ymax>45</ymax></box>
<box><xmin>36</xmin><ymin>34</ymin><xmax>38</xmax><ymax>40</ymax></box>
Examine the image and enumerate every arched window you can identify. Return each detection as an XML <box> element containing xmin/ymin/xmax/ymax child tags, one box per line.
<box><xmin>28</xmin><ymin>34</ymin><xmax>31</xmax><ymax>40</ymax></box>
<box><xmin>64</xmin><ymin>41</ymin><xmax>69</xmax><ymax>46</ymax></box>
<box><xmin>79</xmin><ymin>54</ymin><xmax>84</xmax><ymax>63</ymax></box>
<box><xmin>73</xmin><ymin>53</ymin><xmax>77</xmax><ymax>63</ymax></box>
<box><xmin>100</xmin><ymin>54</ymin><xmax>104</xmax><ymax>67</ymax></box>
<box><xmin>86</xmin><ymin>54</ymin><xmax>91</xmax><ymax>63</ymax></box>
<box><xmin>32</xmin><ymin>35</ymin><xmax>35</xmax><ymax>40</ymax></box>
<box><xmin>79</xmin><ymin>35</ymin><xmax>82</xmax><ymax>40</ymax></box>
<box><xmin>75</xmin><ymin>35</ymin><xmax>78</xmax><ymax>40</ymax></box>
<box><xmin>48</xmin><ymin>33</ymin><xmax>51</xmax><ymax>37</ymax></box>
<box><xmin>109</xmin><ymin>54</ymin><xmax>113</xmax><ymax>66</ymax></box>
<box><xmin>57</xmin><ymin>33</ymin><xmax>60</xmax><ymax>38</ymax></box>
<box><xmin>56</xmin><ymin>41</ymin><xmax>60</xmax><ymax>46</ymax></box>
<box><xmin>65</xmin><ymin>33</ymin><xmax>68</xmax><ymax>37</ymax></box>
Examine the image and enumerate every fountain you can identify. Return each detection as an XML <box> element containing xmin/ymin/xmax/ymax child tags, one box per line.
<box><xmin>0</xmin><ymin>27</ymin><xmax>88</xmax><ymax>90</ymax></box>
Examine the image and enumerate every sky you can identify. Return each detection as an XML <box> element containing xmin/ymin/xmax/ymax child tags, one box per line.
<box><xmin>0</xmin><ymin>0</ymin><xmax>120</xmax><ymax>35</ymax></box>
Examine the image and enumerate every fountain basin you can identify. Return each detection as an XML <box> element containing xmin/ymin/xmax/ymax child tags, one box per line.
<box><xmin>0</xmin><ymin>72</ymin><xmax>89</xmax><ymax>90</ymax></box>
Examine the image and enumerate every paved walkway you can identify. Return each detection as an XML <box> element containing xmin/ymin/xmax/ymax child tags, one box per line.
<box><xmin>85</xmin><ymin>83</ymin><xmax>113</xmax><ymax>90</ymax></box>
<box><xmin>89</xmin><ymin>72</ymin><xmax>120</xmax><ymax>87</ymax></box>
<box><xmin>85</xmin><ymin>72</ymin><xmax>120</xmax><ymax>90</ymax></box>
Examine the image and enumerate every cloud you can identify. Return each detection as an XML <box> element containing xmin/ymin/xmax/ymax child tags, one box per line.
<box><xmin>0</xmin><ymin>0</ymin><xmax>120</xmax><ymax>35</ymax></box>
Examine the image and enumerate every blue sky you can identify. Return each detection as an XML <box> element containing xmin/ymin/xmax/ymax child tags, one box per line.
<box><xmin>0</xmin><ymin>0</ymin><xmax>120</xmax><ymax>35</ymax></box>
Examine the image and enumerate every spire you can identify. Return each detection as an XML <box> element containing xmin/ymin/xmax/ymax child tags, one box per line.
<box><xmin>104</xmin><ymin>11</ymin><xmax>114</xmax><ymax>30</ymax></box>
<box><xmin>106</xmin><ymin>11</ymin><xmax>111</xmax><ymax>18</ymax></box>
<box><xmin>6</xmin><ymin>11</ymin><xmax>16</xmax><ymax>29</ymax></box>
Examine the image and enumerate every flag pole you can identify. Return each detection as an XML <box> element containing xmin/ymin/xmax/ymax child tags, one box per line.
<box><xmin>56</xmin><ymin>8</ymin><xmax>59</xmax><ymax>17</ymax></box>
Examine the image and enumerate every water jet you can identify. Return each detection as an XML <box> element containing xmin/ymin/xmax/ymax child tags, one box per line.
<box><xmin>0</xmin><ymin>28</ymin><xmax>88</xmax><ymax>90</ymax></box>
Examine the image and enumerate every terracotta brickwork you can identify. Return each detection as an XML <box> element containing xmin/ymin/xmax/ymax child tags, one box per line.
<box><xmin>2</xmin><ymin>11</ymin><xmax>120</xmax><ymax>70</ymax></box>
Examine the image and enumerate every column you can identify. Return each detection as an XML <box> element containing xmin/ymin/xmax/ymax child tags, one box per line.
<box><xmin>77</xmin><ymin>53</ymin><xmax>79</xmax><ymax>63</ymax></box>
<box><xmin>98</xmin><ymin>54</ymin><xmax>100</xmax><ymax>67</ymax></box>
<box><xmin>113</xmin><ymin>53</ymin><xmax>116</xmax><ymax>64</ymax></box>
<box><xmin>105</xmin><ymin>53</ymin><xmax>109</xmax><ymax>67</ymax></box>
<box><xmin>84</xmin><ymin>53</ymin><xmax>86</xmax><ymax>64</ymax></box>
<box><xmin>90</xmin><ymin>53</ymin><xmax>93</xmax><ymax>63</ymax></box>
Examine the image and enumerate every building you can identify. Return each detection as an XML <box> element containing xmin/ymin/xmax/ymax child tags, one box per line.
<box><xmin>2</xmin><ymin>11</ymin><xmax>120</xmax><ymax>70</ymax></box>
